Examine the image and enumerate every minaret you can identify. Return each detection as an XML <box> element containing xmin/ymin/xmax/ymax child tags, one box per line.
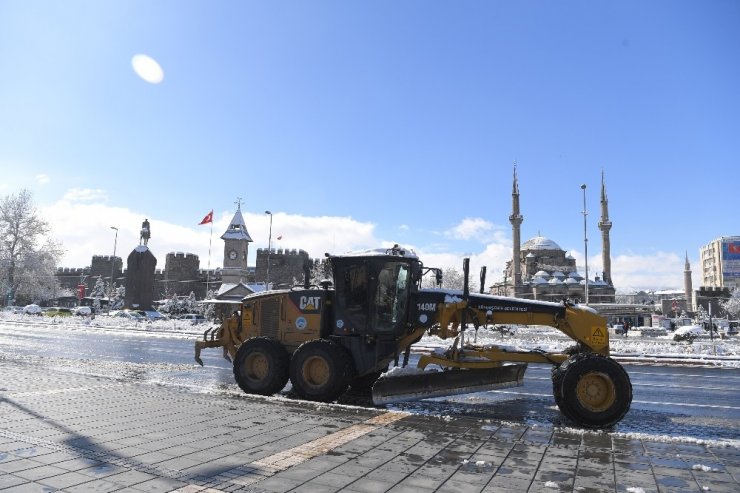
<box><xmin>597</xmin><ymin>170</ymin><xmax>613</xmax><ymax>285</ymax></box>
<box><xmin>509</xmin><ymin>163</ymin><xmax>524</xmax><ymax>292</ymax></box>
<box><xmin>221</xmin><ymin>198</ymin><xmax>254</xmax><ymax>284</ymax></box>
<box><xmin>684</xmin><ymin>252</ymin><xmax>693</xmax><ymax>311</ymax></box>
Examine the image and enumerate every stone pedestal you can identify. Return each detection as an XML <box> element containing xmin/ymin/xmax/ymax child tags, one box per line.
<box><xmin>124</xmin><ymin>246</ymin><xmax>157</xmax><ymax>311</ymax></box>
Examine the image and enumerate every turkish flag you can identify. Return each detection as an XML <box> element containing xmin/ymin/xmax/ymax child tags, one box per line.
<box><xmin>729</xmin><ymin>243</ymin><xmax>740</xmax><ymax>254</ymax></box>
<box><xmin>199</xmin><ymin>210</ymin><xmax>213</xmax><ymax>225</ymax></box>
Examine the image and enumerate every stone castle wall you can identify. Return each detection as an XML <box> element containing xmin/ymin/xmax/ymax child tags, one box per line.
<box><xmin>255</xmin><ymin>248</ymin><xmax>312</xmax><ymax>288</ymax></box>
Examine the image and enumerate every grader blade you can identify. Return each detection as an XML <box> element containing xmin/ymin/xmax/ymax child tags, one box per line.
<box><xmin>371</xmin><ymin>363</ymin><xmax>527</xmax><ymax>405</ymax></box>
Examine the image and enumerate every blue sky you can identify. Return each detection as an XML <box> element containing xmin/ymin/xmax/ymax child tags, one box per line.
<box><xmin>1</xmin><ymin>1</ymin><xmax>738</xmax><ymax>291</ymax></box>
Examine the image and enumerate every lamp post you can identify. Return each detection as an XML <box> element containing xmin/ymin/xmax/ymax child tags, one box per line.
<box><xmin>581</xmin><ymin>184</ymin><xmax>589</xmax><ymax>305</ymax></box>
<box><xmin>109</xmin><ymin>226</ymin><xmax>118</xmax><ymax>311</ymax></box>
<box><xmin>265</xmin><ymin>211</ymin><xmax>272</xmax><ymax>289</ymax></box>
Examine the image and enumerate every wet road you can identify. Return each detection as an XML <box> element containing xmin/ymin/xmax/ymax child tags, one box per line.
<box><xmin>1</xmin><ymin>320</ymin><xmax>739</xmax><ymax>444</ymax></box>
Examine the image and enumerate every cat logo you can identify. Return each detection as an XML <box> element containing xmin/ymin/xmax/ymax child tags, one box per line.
<box><xmin>299</xmin><ymin>296</ymin><xmax>321</xmax><ymax>311</ymax></box>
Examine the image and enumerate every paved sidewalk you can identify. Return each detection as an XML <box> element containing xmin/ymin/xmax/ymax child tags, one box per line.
<box><xmin>1</xmin><ymin>358</ymin><xmax>739</xmax><ymax>493</ymax></box>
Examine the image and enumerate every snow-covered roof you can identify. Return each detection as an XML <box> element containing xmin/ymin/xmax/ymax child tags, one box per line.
<box><xmin>569</xmin><ymin>271</ymin><xmax>583</xmax><ymax>279</ymax></box>
<box><xmin>548</xmin><ymin>277</ymin><xmax>562</xmax><ymax>285</ymax></box>
<box><xmin>552</xmin><ymin>271</ymin><xmax>566</xmax><ymax>278</ymax></box>
<box><xmin>337</xmin><ymin>246</ymin><xmax>418</xmax><ymax>259</ymax></box>
<box><xmin>534</xmin><ymin>270</ymin><xmax>550</xmax><ymax>278</ymax></box>
<box><xmin>531</xmin><ymin>276</ymin><xmax>547</xmax><ymax>284</ymax></box>
<box><xmin>522</xmin><ymin>236</ymin><xmax>562</xmax><ymax>251</ymax></box>
<box><xmin>564</xmin><ymin>278</ymin><xmax>579</xmax><ymax>285</ymax></box>
<box><xmin>220</xmin><ymin>209</ymin><xmax>253</xmax><ymax>242</ymax></box>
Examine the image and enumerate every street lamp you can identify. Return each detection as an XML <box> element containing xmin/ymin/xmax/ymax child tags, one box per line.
<box><xmin>109</xmin><ymin>226</ymin><xmax>118</xmax><ymax>311</ymax></box>
<box><xmin>265</xmin><ymin>211</ymin><xmax>272</xmax><ymax>289</ymax></box>
<box><xmin>581</xmin><ymin>184</ymin><xmax>589</xmax><ymax>304</ymax></box>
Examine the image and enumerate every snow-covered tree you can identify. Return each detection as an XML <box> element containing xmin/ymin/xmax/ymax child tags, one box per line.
<box><xmin>185</xmin><ymin>291</ymin><xmax>199</xmax><ymax>314</ymax></box>
<box><xmin>110</xmin><ymin>285</ymin><xmax>125</xmax><ymax>310</ymax></box>
<box><xmin>202</xmin><ymin>289</ymin><xmax>215</xmax><ymax>320</ymax></box>
<box><xmin>721</xmin><ymin>290</ymin><xmax>740</xmax><ymax>319</ymax></box>
<box><xmin>421</xmin><ymin>267</ymin><xmax>478</xmax><ymax>292</ymax></box>
<box><xmin>309</xmin><ymin>258</ymin><xmax>332</xmax><ymax>285</ymax></box>
<box><xmin>90</xmin><ymin>277</ymin><xmax>106</xmax><ymax>298</ymax></box>
<box><xmin>0</xmin><ymin>189</ymin><xmax>63</xmax><ymax>305</ymax></box>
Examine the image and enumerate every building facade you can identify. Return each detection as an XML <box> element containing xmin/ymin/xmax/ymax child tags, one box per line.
<box><xmin>700</xmin><ymin>236</ymin><xmax>740</xmax><ymax>290</ymax></box>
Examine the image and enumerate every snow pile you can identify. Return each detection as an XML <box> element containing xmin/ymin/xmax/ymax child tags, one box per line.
<box><xmin>691</xmin><ymin>464</ymin><xmax>720</xmax><ymax>472</ymax></box>
<box><xmin>382</xmin><ymin>366</ymin><xmax>427</xmax><ymax>377</ymax></box>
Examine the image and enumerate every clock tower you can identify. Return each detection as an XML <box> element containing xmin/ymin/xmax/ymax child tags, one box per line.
<box><xmin>221</xmin><ymin>200</ymin><xmax>253</xmax><ymax>284</ymax></box>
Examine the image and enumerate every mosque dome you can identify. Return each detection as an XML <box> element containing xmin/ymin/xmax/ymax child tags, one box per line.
<box><xmin>531</xmin><ymin>276</ymin><xmax>547</xmax><ymax>284</ymax></box>
<box><xmin>522</xmin><ymin>236</ymin><xmax>562</xmax><ymax>251</ymax></box>
<box><xmin>548</xmin><ymin>277</ymin><xmax>563</xmax><ymax>285</ymax></box>
<box><xmin>534</xmin><ymin>270</ymin><xmax>550</xmax><ymax>278</ymax></box>
<box><xmin>551</xmin><ymin>271</ymin><xmax>566</xmax><ymax>278</ymax></box>
<box><xmin>564</xmin><ymin>278</ymin><xmax>579</xmax><ymax>285</ymax></box>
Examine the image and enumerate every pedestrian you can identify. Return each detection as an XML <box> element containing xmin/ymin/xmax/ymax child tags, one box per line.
<box><xmin>623</xmin><ymin>321</ymin><xmax>629</xmax><ymax>337</ymax></box>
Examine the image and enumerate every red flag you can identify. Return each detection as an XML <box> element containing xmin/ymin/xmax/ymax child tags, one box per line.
<box><xmin>199</xmin><ymin>210</ymin><xmax>213</xmax><ymax>225</ymax></box>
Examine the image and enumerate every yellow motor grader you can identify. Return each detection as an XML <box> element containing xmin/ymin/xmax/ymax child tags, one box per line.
<box><xmin>195</xmin><ymin>246</ymin><xmax>632</xmax><ymax>428</ymax></box>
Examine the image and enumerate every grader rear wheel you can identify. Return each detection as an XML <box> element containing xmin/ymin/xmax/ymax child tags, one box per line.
<box><xmin>289</xmin><ymin>339</ymin><xmax>354</xmax><ymax>402</ymax></box>
<box><xmin>233</xmin><ymin>337</ymin><xmax>290</xmax><ymax>396</ymax></box>
<box><xmin>552</xmin><ymin>352</ymin><xmax>632</xmax><ymax>428</ymax></box>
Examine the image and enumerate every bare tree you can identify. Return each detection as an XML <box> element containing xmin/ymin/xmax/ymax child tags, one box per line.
<box><xmin>0</xmin><ymin>190</ymin><xmax>63</xmax><ymax>305</ymax></box>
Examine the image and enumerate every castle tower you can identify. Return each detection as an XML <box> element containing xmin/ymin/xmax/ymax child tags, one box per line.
<box><xmin>221</xmin><ymin>199</ymin><xmax>253</xmax><ymax>284</ymax></box>
<box><xmin>597</xmin><ymin>170</ymin><xmax>613</xmax><ymax>285</ymax></box>
<box><xmin>684</xmin><ymin>252</ymin><xmax>693</xmax><ymax>311</ymax></box>
<box><xmin>509</xmin><ymin>163</ymin><xmax>524</xmax><ymax>290</ymax></box>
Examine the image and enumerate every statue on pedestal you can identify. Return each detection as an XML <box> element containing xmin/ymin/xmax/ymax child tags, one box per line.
<box><xmin>140</xmin><ymin>219</ymin><xmax>151</xmax><ymax>246</ymax></box>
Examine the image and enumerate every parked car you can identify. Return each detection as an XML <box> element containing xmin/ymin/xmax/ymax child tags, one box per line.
<box><xmin>73</xmin><ymin>306</ymin><xmax>92</xmax><ymax>316</ymax></box>
<box><xmin>23</xmin><ymin>304</ymin><xmax>42</xmax><ymax>315</ymax></box>
<box><xmin>180</xmin><ymin>313</ymin><xmax>206</xmax><ymax>324</ymax></box>
<box><xmin>673</xmin><ymin>325</ymin><xmax>705</xmax><ymax>342</ymax></box>
<box><xmin>136</xmin><ymin>310</ymin><xmax>167</xmax><ymax>321</ymax></box>
<box><xmin>43</xmin><ymin>307</ymin><xmax>73</xmax><ymax>317</ymax></box>
<box><xmin>111</xmin><ymin>310</ymin><xmax>146</xmax><ymax>322</ymax></box>
<box><xmin>2</xmin><ymin>306</ymin><xmax>24</xmax><ymax>314</ymax></box>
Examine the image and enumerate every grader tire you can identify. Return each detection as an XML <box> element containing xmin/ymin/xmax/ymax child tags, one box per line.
<box><xmin>551</xmin><ymin>364</ymin><xmax>571</xmax><ymax>422</ymax></box>
<box><xmin>290</xmin><ymin>339</ymin><xmax>354</xmax><ymax>402</ymax></box>
<box><xmin>552</xmin><ymin>352</ymin><xmax>632</xmax><ymax>428</ymax></box>
<box><xmin>233</xmin><ymin>337</ymin><xmax>290</xmax><ymax>396</ymax></box>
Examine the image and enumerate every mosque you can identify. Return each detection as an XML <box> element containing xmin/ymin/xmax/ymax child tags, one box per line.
<box><xmin>490</xmin><ymin>168</ymin><xmax>616</xmax><ymax>304</ymax></box>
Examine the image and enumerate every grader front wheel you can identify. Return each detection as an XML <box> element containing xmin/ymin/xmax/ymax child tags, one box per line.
<box><xmin>233</xmin><ymin>337</ymin><xmax>290</xmax><ymax>396</ymax></box>
<box><xmin>552</xmin><ymin>352</ymin><xmax>632</xmax><ymax>428</ymax></box>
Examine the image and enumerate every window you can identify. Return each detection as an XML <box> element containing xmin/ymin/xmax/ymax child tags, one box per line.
<box><xmin>373</xmin><ymin>262</ymin><xmax>410</xmax><ymax>332</ymax></box>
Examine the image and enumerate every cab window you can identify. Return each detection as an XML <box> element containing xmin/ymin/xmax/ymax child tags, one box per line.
<box><xmin>373</xmin><ymin>261</ymin><xmax>410</xmax><ymax>332</ymax></box>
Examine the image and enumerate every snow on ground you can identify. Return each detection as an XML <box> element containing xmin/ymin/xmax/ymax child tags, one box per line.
<box><xmin>2</xmin><ymin>312</ymin><xmax>740</xmax><ymax>367</ymax></box>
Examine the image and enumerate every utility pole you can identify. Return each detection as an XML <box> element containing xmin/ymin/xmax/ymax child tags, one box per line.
<box><xmin>581</xmin><ymin>184</ymin><xmax>589</xmax><ymax>304</ymax></box>
<box><xmin>109</xmin><ymin>226</ymin><xmax>118</xmax><ymax>312</ymax></box>
<box><xmin>265</xmin><ymin>211</ymin><xmax>273</xmax><ymax>289</ymax></box>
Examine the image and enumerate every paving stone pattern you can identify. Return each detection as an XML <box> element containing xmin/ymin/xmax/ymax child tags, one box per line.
<box><xmin>0</xmin><ymin>358</ymin><xmax>739</xmax><ymax>492</ymax></box>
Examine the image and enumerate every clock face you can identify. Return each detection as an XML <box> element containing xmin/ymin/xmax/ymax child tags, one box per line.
<box><xmin>228</xmin><ymin>250</ymin><xmax>238</xmax><ymax>260</ymax></box>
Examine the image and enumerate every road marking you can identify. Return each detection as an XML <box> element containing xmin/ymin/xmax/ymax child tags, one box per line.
<box><xmin>6</xmin><ymin>384</ymin><xmax>122</xmax><ymax>397</ymax></box>
<box><xmin>633</xmin><ymin>400</ymin><xmax>740</xmax><ymax>411</ymax></box>
<box><xmin>250</xmin><ymin>411</ymin><xmax>407</xmax><ymax>472</ymax></box>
